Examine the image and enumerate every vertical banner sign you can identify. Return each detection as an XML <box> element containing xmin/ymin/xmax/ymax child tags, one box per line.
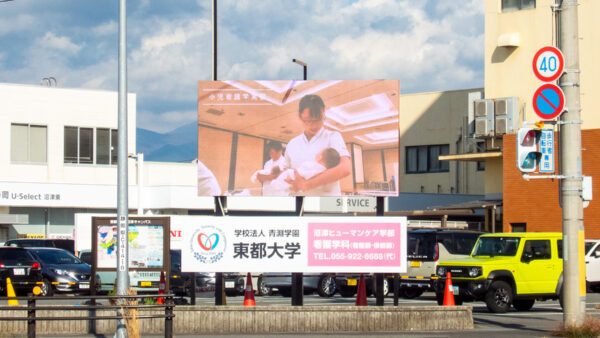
<box><xmin>539</xmin><ymin>129</ymin><xmax>555</xmax><ymax>173</ymax></box>
<box><xmin>181</xmin><ymin>216</ymin><xmax>407</xmax><ymax>273</ymax></box>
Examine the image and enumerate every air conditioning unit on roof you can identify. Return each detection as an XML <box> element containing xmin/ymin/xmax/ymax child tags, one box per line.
<box><xmin>474</xmin><ymin>99</ymin><xmax>494</xmax><ymax>137</ymax></box>
<box><xmin>494</xmin><ymin>97</ymin><xmax>519</xmax><ymax>135</ymax></box>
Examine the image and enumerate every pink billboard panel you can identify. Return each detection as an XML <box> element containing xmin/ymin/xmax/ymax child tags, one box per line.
<box><xmin>197</xmin><ymin>80</ymin><xmax>400</xmax><ymax>197</ymax></box>
<box><xmin>308</xmin><ymin>222</ymin><xmax>402</xmax><ymax>267</ymax></box>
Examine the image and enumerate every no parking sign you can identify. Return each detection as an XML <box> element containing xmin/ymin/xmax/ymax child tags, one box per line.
<box><xmin>532</xmin><ymin>83</ymin><xmax>565</xmax><ymax>120</ymax></box>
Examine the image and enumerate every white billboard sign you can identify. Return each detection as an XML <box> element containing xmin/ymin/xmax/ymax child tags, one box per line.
<box><xmin>181</xmin><ymin>216</ymin><xmax>407</xmax><ymax>273</ymax></box>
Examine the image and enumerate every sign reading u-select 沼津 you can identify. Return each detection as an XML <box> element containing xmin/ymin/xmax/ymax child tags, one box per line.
<box><xmin>181</xmin><ymin>216</ymin><xmax>407</xmax><ymax>273</ymax></box>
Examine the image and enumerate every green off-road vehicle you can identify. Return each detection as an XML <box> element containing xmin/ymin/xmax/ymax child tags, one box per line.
<box><xmin>434</xmin><ymin>232</ymin><xmax>564</xmax><ymax>313</ymax></box>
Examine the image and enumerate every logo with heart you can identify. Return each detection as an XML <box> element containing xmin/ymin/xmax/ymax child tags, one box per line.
<box><xmin>191</xmin><ymin>226</ymin><xmax>226</xmax><ymax>264</ymax></box>
<box><xmin>197</xmin><ymin>233</ymin><xmax>219</xmax><ymax>251</ymax></box>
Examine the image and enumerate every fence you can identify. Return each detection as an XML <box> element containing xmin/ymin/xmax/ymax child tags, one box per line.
<box><xmin>0</xmin><ymin>293</ymin><xmax>175</xmax><ymax>338</ymax></box>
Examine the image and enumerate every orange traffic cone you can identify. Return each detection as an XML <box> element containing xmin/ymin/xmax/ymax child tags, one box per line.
<box><xmin>355</xmin><ymin>273</ymin><xmax>367</xmax><ymax>306</ymax></box>
<box><xmin>243</xmin><ymin>273</ymin><xmax>255</xmax><ymax>306</ymax></box>
<box><xmin>157</xmin><ymin>271</ymin><xmax>166</xmax><ymax>305</ymax></box>
<box><xmin>443</xmin><ymin>272</ymin><xmax>455</xmax><ymax>306</ymax></box>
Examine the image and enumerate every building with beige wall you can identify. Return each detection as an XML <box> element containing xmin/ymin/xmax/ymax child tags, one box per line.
<box><xmin>399</xmin><ymin>89</ymin><xmax>486</xmax><ymax>196</ymax></box>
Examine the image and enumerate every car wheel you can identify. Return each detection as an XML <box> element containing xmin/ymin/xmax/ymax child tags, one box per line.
<box><xmin>317</xmin><ymin>276</ymin><xmax>336</xmax><ymax>297</ymax></box>
<box><xmin>436</xmin><ymin>292</ymin><xmax>445</xmax><ymax>305</ymax></box>
<box><xmin>370</xmin><ymin>277</ymin><xmax>390</xmax><ymax>297</ymax></box>
<box><xmin>257</xmin><ymin>277</ymin><xmax>272</xmax><ymax>296</ymax></box>
<box><xmin>339</xmin><ymin>286</ymin><xmax>356</xmax><ymax>298</ymax></box>
<box><xmin>39</xmin><ymin>279</ymin><xmax>54</xmax><ymax>297</ymax></box>
<box><xmin>401</xmin><ymin>287</ymin><xmax>424</xmax><ymax>299</ymax></box>
<box><xmin>513</xmin><ymin>299</ymin><xmax>535</xmax><ymax>311</ymax></box>
<box><xmin>485</xmin><ymin>280</ymin><xmax>513</xmax><ymax>313</ymax></box>
<box><xmin>279</xmin><ymin>287</ymin><xmax>291</xmax><ymax>297</ymax></box>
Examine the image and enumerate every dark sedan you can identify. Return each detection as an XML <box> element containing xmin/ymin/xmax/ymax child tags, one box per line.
<box><xmin>25</xmin><ymin>247</ymin><xmax>97</xmax><ymax>296</ymax></box>
<box><xmin>0</xmin><ymin>247</ymin><xmax>43</xmax><ymax>295</ymax></box>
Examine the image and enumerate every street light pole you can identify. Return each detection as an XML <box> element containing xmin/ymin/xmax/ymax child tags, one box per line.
<box><xmin>292</xmin><ymin>59</ymin><xmax>307</xmax><ymax>81</ymax></box>
<box><xmin>116</xmin><ymin>0</ymin><xmax>129</xmax><ymax>336</ymax></box>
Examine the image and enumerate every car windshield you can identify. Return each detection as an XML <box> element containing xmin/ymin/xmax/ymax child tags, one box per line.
<box><xmin>33</xmin><ymin>249</ymin><xmax>81</xmax><ymax>264</ymax></box>
<box><xmin>585</xmin><ymin>242</ymin><xmax>597</xmax><ymax>255</ymax></box>
<box><xmin>0</xmin><ymin>250</ymin><xmax>33</xmax><ymax>264</ymax></box>
<box><xmin>472</xmin><ymin>237</ymin><xmax>520</xmax><ymax>257</ymax></box>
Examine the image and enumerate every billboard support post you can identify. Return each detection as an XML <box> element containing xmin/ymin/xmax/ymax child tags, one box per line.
<box><xmin>291</xmin><ymin>58</ymin><xmax>308</xmax><ymax>307</ymax></box>
<box><xmin>375</xmin><ymin>196</ymin><xmax>385</xmax><ymax>306</ymax></box>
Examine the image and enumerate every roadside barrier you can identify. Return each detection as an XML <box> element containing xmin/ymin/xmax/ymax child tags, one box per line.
<box><xmin>0</xmin><ymin>293</ymin><xmax>175</xmax><ymax>338</ymax></box>
<box><xmin>243</xmin><ymin>272</ymin><xmax>255</xmax><ymax>306</ymax></box>
<box><xmin>443</xmin><ymin>272</ymin><xmax>455</xmax><ymax>306</ymax></box>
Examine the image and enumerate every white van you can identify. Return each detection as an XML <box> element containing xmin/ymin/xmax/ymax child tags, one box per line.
<box><xmin>586</xmin><ymin>239</ymin><xmax>600</xmax><ymax>292</ymax></box>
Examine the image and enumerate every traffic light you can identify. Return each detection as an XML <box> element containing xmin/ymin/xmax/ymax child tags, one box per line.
<box><xmin>516</xmin><ymin>128</ymin><xmax>542</xmax><ymax>172</ymax></box>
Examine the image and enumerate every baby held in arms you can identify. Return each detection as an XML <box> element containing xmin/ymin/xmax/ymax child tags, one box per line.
<box><xmin>271</xmin><ymin>147</ymin><xmax>340</xmax><ymax>195</ymax></box>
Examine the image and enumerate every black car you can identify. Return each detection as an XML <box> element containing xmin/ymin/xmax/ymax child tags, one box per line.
<box><xmin>170</xmin><ymin>249</ymin><xmax>215</xmax><ymax>296</ymax></box>
<box><xmin>5</xmin><ymin>239</ymin><xmax>75</xmax><ymax>254</ymax></box>
<box><xmin>25</xmin><ymin>247</ymin><xmax>96</xmax><ymax>296</ymax></box>
<box><xmin>0</xmin><ymin>247</ymin><xmax>43</xmax><ymax>295</ymax></box>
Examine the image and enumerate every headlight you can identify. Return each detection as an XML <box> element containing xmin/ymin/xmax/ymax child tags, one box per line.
<box><xmin>52</xmin><ymin>268</ymin><xmax>67</xmax><ymax>275</ymax></box>
<box><xmin>437</xmin><ymin>266</ymin><xmax>447</xmax><ymax>277</ymax></box>
<box><xmin>468</xmin><ymin>267</ymin><xmax>482</xmax><ymax>277</ymax></box>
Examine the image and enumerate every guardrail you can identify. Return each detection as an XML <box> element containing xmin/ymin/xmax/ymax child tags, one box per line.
<box><xmin>0</xmin><ymin>293</ymin><xmax>175</xmax><ymax>338</ymax></box>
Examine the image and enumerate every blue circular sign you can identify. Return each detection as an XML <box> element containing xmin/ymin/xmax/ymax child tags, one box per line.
<box><xmin>532</xmin><ymin>83</ymin><xmax>565</xmax><ymax>120</ymax></box>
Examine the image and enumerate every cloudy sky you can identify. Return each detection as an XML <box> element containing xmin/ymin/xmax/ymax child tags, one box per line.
<box><xmin>0</xmin><ymin>0</ymin><xmax>484</xmax><ymax>133</ymax></box>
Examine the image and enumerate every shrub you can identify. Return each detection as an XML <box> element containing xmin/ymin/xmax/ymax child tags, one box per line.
<box><xmin>552</xmin><ymin>316</ymin><xmax>600</xmax><ymax>337</ymax></box>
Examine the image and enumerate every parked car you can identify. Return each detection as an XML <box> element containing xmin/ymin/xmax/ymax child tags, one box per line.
<box><xmin>335</xmin><ymin>273</ymin><xmax>390</xmax><ymax>298</ymax></box>
<box><xmin>334</xmin><ymin>229</ymin><xmax>482</xmax><ymax>298</ymax></box>
<box><xmin>170</xmin><ymin>249</ymin><xmax>215</xmax><ymax>296</ymax></box>
<box><xmin>434</xmin><ymin>232</ymin><xmax>564</xmax><ymax>313</ymax></box>
<box><xmin>0</xmin><ymin>247</ymin><xmax>43</xmax><ymax>295</ymax></box>
<box><xmin>261</xmin><ymin>273</ymin><xmax>336</xmax><ymax>297</ymax></box>
<box><xmin>5</xmin><ymin>239</ymin><xmax>75</xmax><ymax>254</ymax></box>
<box><xmin>26</xmin><ymin>247</ymin><xmax>97</xmax><ymax>296</ymax></box>
<box><xmin>585</xmin><ymin>239</ymin><xmax>600</xmax><ymax>292</ymax></box>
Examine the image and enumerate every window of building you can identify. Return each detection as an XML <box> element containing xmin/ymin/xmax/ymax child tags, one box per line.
<box><xmin>405</xmin><ymin>144</ymin><xmax>449</xmax><ymax>174</ymax></box>
<box><xmin>65</xmin><ymin>126</ymin><xmax>118</xmax><ymax>165</ymax></box>
<box><xmin>64</xmin><ymin>126</ymin><xmax>93</xmax><ymax>164</ymax></box>
<box><xmin>10</xmin><ymin>123</ymin><xmax>47</xmax><ymax>163</ymax></box>
<box><xmin>477</xmin><ymin>142</ymin><xmax>485</xmax><ymax>171</ymax></box>
<box><xmin>502</xmin><ymin>0</ymin><xmax>535</xmax><ymax>11</ymax></box>
<box><xmin>96</xmin><ymin>128</ymin><xmax>118</xmax><ymax>165</ymax></box>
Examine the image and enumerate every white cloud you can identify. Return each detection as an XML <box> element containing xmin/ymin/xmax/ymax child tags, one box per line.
<box><xmin>38</xmin><ymin>32</ymin><xmax>82</xmax><ymax>54</ymax></box>
<box><xmin>0</xmin><ymin>14</ymin><xmax>35</xmax><ymax>36</ymax></box>
<box><xmin>92</xmin><ymin>21</ymin><xmax>117</xmax><ymax>36</ymax></box>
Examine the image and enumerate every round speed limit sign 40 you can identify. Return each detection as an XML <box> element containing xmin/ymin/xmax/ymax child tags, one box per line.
<box><xmin>532</xmin><ymin>46</ymin><xmax>564</xmax><ymax>82</ymax></box>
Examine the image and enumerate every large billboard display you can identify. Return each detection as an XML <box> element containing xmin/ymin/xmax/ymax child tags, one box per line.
<box><xmin>197</xmin><ymin>80</ymin><xmax>400</xmax><ymax>197</ymax></box>
<box><xmin>181</xmin><ymin>216</ymin><xmax>407</xmax><ymax>273</ymax></box>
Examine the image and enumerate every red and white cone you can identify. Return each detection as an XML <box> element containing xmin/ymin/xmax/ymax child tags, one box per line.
<box><xmin>157</xmin><ymin>271</ymin><xmax>166</xmax><ymax>305</ymax></box>
<box><xmin>243</xmin><ymin>273</ymin><xmax>255</xmax><ymax>306</ymax></box>
<box><xmin>443</xmin><ymin>272</ymin><xmax>455</xmax><ymax>306</ymax></box>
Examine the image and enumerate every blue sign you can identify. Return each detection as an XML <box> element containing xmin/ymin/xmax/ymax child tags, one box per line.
<box><xmin>539</xmin><ymin>129</ymin><xmax>554</xmax><ymax>173</ymax></box>
<box><xmin>532</xmin><ymin>83</ymin><xmax>565</xmax><ymax>120</ymax></box>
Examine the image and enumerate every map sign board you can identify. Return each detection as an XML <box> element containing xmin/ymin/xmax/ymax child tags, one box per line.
<box><xmin>92</xmin><ymin>217</ymin><xmax>170</xmax><ymax>271</ymax></box>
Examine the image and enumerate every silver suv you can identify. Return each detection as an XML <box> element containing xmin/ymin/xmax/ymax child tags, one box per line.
<box><xmin>396</xmin><ymin>229</ymin><xmax>482</xmax><ymax>298</ymax></box>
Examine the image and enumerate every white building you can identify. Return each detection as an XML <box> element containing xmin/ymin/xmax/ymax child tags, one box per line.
<box><xmin>0</xmin><ymin>83</ymin><xmax>216</xmax><ymax>241</ymax></box>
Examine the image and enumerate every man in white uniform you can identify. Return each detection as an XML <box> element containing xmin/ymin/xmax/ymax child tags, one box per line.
<box><xmin>197</xmin><ymin>160</ymin><xmax>221</xmax><ymax>195</ymax></box>
<box><xmin>285</xmin><ymin>94</ymin><xmax>351</xmax><ymax>196</ymax></box>
<box><xmin>251</xmin><ymin>141</ymin><xmax>287</xmax><ymax>196</ymax></box>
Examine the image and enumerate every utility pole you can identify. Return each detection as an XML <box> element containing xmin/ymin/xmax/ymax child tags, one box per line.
<box><xmin>559</xmin><ymin>0</ymin><xmax>585</xmax><ymax>326</ymax></box>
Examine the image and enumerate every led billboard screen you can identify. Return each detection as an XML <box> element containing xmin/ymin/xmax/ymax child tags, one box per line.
<box><xmin>197</xmin><ymin>80</ymin><xmax>400</xmax><ymax>197</ymax></box>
